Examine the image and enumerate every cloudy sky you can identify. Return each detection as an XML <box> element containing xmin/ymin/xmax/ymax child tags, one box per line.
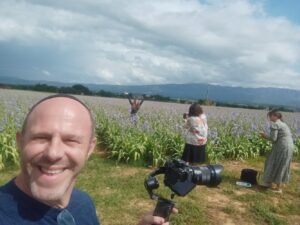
<box><xmin>0</xmin><ymin>0</ymin><xmax>300</xmax><ymax>89</ymax></box>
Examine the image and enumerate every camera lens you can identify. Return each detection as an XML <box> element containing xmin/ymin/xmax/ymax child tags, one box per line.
<box><xmin>192</xmin><ymin>164</ymin><xmax>223</xmax><ymax>187</ymax></box>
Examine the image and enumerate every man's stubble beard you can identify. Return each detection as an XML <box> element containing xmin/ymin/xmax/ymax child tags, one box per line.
<box><xmin>29</xmin><ymin>174</ymin><xmax>75</xmax><ymax>205</ymax></box>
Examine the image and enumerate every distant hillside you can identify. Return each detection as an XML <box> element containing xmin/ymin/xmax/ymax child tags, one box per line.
<box><xmin>0</xmin><ymin>76</ymin><xmax>65</xmax><ymax>87</ymax></box>
<box><xmin>86</xmin><ymin>83</ymin><xmax>300</xmax><ymax>109</ymax></box>
<box><xmin>0</xmin><ymin>76</ymin><xmax>299</xmax><ymax>109</ymax></box>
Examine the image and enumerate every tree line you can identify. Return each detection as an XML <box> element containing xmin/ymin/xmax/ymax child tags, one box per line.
<box><xmin>0</xmin><ymin>82</ymin><xmax>297</xmax><ymax>112</ymax></box>
<box><xmin>0</xmin><ymin>83</ymin><xmax>176</xmax><ymax>102</ymax></box>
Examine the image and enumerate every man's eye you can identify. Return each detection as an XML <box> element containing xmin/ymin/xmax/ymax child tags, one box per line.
<box><xmin>34</xmin><ymin>136</ymin><xmax>47</xmax><ymax>139</ymax></box>
<box><xmin>66</xmin><ymin>139</ymin><xmax>79</xmax><ymax>144</ymax></box>
<box><xmin>33</xmin><ymin>136</ymin><xmax>48</xmax><ymax>141</ymax></box>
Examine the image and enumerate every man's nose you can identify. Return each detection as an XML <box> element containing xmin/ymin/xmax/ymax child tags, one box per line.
<box><xmin>44</xmin><ymin>137</ymin><xmax>64</xmax><ymax>162</ymax></box>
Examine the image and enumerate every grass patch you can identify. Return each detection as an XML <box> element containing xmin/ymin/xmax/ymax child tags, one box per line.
<box><xmin>223</xmin><ymin>204</ymin><xmax>237</xmax><ymax>215</ymax></box>
<box><xmin>171</xmin><ymin>200</ymin><xmax>208</xmax><ymax>225</ymax></box>
<box><xmin>250</xmin><ymin>203</ymin><xmax>288</xmax><ymax>225</ymax></box>
<box><xmin>273</xmin><ymin>201</ymin><xmax>300</xmax><ymax>216</ymax></box>
<box><xmin>77</xmin><ymin>156</ymin><xmax>150</xmax><ymax>225</ymax></box>
<box><xmin>0</xmin><ymin>156</ymin><xmax>299</xmax><ymax>225</ymax></box>
<box><xmin>236</xmin><ymin>192</ymin><xmax>269</xmax><ymax>202</ymax></box>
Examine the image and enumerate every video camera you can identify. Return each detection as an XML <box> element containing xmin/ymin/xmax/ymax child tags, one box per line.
<box><xmin>144</xmin><ymin>159</ymin><xmax>223</xmax><ymax>221</ymax></box>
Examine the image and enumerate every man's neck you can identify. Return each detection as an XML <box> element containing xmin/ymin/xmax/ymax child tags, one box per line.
<box><xmin>14</xmin><ymin>174</ymin><xmax>73</xmax><ymax>209</ymax></box>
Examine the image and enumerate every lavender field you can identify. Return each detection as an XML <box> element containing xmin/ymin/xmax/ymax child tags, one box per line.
<box><xmin>0</xmin><ymin>89</ymin><xmax>299</xmax><ymax>169</ymax></box>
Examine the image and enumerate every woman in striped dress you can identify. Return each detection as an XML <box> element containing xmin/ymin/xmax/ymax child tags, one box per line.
<box><xmin>260</xmin><ymin>109</ymin><xmax>294</xmax><ymax>193</ymax></box>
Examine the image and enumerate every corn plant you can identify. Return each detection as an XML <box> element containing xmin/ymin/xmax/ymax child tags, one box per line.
<box><xmin>0</xmin><ymin>89</ymin><xmax>299</xmax><ymax>169</ymax></box>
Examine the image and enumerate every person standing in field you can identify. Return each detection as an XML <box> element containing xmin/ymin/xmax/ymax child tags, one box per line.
<box><xmin>260</xmin><ymin>109</ymin><xmax>294</xmax><ymax>193</ymax></box>
<box><xmin>181</xmin><ymin>103</ymin><xmax>208</xmax><ymax>165</ymax></box>
<box><xmin>127</xmin><ymin>94</ymin><xmax>144</xmax><ymax>125</ymax></box>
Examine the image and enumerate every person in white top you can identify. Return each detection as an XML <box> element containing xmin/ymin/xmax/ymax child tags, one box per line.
<box><xmin>181</xmin><ymin>103</ymin><xmax>208</xmax><ymax>164</ymax></box>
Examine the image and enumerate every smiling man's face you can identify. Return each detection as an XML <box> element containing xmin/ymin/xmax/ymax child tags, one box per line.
<box><xmin>15</xmin><ymin>97</ymin><xmax>96</xmax><ymax>208</ymax></box>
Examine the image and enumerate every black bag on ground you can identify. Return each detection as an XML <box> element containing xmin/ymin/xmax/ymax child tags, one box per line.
<box><xmin>240</xmin><ymin>169</ymin><xmax>259</xmax><ymax>185</ymax></box>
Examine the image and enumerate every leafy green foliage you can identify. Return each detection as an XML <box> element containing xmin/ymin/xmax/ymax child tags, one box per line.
<box><xmin>0</xmin><ymin>115</ymin><xmax>19</xmax><ymax>170</ymax></box>
<box><xmin>95</xmin><ymin>110</ymin><xmax>184</xmax><ymax>166</ymax></box>
<box><xmin>94</xmin><ymin>107</ymin><xmax>299</xmax><ymax>166</ymax></box>
<box><xmin>0</xmin><ymin>90</ymin><xmax>299</xmax><ymax>169</ymax></box>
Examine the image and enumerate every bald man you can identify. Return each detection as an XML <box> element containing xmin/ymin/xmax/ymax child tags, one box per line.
<box><xmin>0</xmin><ymin>94</ymin><xmax>172</xmax><ymax>225</ymax></box>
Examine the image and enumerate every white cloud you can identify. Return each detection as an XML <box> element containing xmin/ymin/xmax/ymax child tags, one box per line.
<box><xmin>41</xmin><ymin>69</ymin><xmax>51</xmax><ymax>77</ymax></box>
<box><xmin>0</xmin><ymin>0</ymin><xmax>299</xmax><ymax>89</ymax></box>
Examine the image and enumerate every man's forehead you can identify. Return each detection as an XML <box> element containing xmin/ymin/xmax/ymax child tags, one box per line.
<box><xmin>27</xmin><ymin>99</ymin><xmax>90</xmax><ymax>127</ymax></box>
<box><xmin>23</xmin><ymin>95</ymin><xmax>94</xmax><ymax>133</ymax></box>
<box><xmin>30</xmin><ymin>96</ymin><xmax>89</xmax><ymax>116</ymax></box>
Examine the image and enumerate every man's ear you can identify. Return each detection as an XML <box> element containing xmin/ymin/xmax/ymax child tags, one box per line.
<box><xmin>87</xmin><ymin>137</ymin><xmax>97</xmax><ymax>159</ymax></box>
<box><xmin>16</xmin><ymin>131</ymin><xmax>23</xmax><ymax>151</ymax></box>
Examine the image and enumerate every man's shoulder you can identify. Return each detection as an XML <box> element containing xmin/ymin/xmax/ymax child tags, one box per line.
<box><xmin>69</xmin><ymin>189</ymin><xmax>100</xmax><ymax>225</ymax></box>
<box><xmin>0</xmin><ymin>180</ymin><xmax>14</xmax><ymax>201</ymax></box>
<box><xmin>0</xmin><ymin>179</ymin><xmax>11</xmax><ymax>190</ymax></box>
<box><xmin>0</xmin><ymin>180</ymin><xmax>21</xmax><ymax>224</ymax></box>
<box><xmin>72</xmin><ymin>188</ymin><xmax>92</xmax><ymax>199</ymax></box>
<box><xmin>70</xmin><ymin>188</ymin><xmax>95</xmax><ymax>207</ymax></box>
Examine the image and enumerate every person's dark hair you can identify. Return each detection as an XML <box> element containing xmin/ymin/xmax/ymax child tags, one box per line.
<box><xmin>21</xmin><ymin>94</ymin><xmax>95</xmax><ymax>138</ymax></box>
<box><xmin>268</xmin><ymin>109</ymin><xmax>283</xmax><ymax>121</ymax></box>
<box><xmin>188</xmin><ymin>103</ymin><xmax>203</xmax><ymax>117</ymax></box>
<box><xmin>183</xmin><ymin>112</ymin><xmax>188</xmax><ymax>119</ymax></box>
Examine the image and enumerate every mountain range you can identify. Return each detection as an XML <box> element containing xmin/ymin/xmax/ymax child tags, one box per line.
<box><xmin>0</xmin><ymin>76</ymin><xmax>299</xmax><ymax>109</ymax></box>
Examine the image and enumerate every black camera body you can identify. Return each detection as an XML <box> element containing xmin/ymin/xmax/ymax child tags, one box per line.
<box><xmin>144</xmin><ymin>159</ymin><xmax>223</xmax><ymax>221</ymax></box>
<box><xmin>164</xmin><ymin>159</ymin><xmax>223</xmax><ymax>196</ymax></box>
